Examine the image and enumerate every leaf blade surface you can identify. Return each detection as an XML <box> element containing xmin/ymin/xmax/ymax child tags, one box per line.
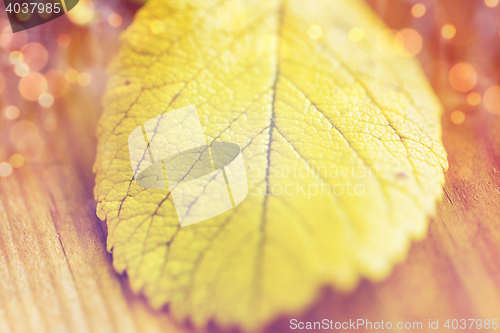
<box><xmin>94</xmin><ymin>0</ymin><xmax>448</xmax><ymax>330</ymax></box>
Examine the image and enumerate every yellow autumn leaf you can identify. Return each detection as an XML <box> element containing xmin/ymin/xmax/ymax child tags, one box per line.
<box><xmin>94</xmin><ymin>0</ymin><xmax>448</xmax><ymax>330</ymax></box>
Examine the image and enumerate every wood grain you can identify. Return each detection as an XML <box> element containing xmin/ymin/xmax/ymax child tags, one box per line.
<box><xmin>0</xmin><ymin>74</ymin><xmax>190</xmax><ymax>333</ymax></box>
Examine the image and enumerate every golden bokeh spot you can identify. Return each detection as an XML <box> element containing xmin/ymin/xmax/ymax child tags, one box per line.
<box><xmin>441</xmin><ymin>24</ymin><xmax>456</xmax><ymax>39</ymax></box>
<box><xmin>411</xmin><ymin>4</ymin><xmax>426</xmax><ymax>18</ymax></box>
<box><xmin>108</xmin><ymin>13</ymin><xmax>122</xmax><ymax>27</ymax></box>
<box><xmin>65</xmin><ymin>68</ymin><xmax>79</xmax><ymax>83</ymax></box>
<box><xmin>448</xmin><ymin>63</ymin><xmax>477</xmax><ymax>92</ymax></box>
<box><xmin>19</xmin><ymin>72</ymin><xmax>48</xmax><ymax>101</ymax></box>
<box><xmin>466</xmin><ymin>92</ymin><xmax>481</xmax><ymax>106</ymax></box>
<box><xmin>9</xmin><ymin>154</ymin><xmax>25</xmax><ymax>168</ymax></box>
<box><xmin>450</xmin><ymin>110</ymin><xmax>465</xmax><ymax>124</ymax></box>
<box><xmin>9</xmin><ymin>51</ymin><xmax>23</xmax><ymax>65</ymax></box>
<box><xmin>394</xmin><ymin>29</ymin><xmax>422</xmax><ymax>57</ymax></box>
<box><xmin>307</xmin><ymin>25</ymin><xmax>322</xmax><ymax>40</ymax></box>
<box><xmin>14</xmin><ymin>63</ymin><xmax>30</xmax><ymax>77</ymax></box>
<box><xmin>150</xmin><ymin>20</ymin><xmax>165</xmax><ymax>34</ymax></box>
<box><xmin>77</xmin><ymin>72</ymin><xmax>92</xmax><ymax>86</ymax></box>
<box><xmin>348</xmin><ymin>27</ymin><xmax>365</xmax><ymax>42</ymax></box>
<box><xmin>4</xmin><ymin>106</ymin><xmax>20</xmax><ymax>120</ymax></box>
<box><xmin>483</xmin><ymin>86</ymin><xmax>500</xmax><ymax>115</ymax></box>
<box><xmin>0</xmin><ymin>162</ymin><xmax>13</xmax><ymax>178</ymax></box>
<box><xmin>67</xmin><ymin>0</ymin><xmax>95</xmax><ymax>25</ymax></box>
<box><xmin>484</xmin><ymin>0</ymin><xmax>499</xmax><ymax>7</ymax></box>
<box><xmin>38</xmin><ymin>93</ymin><xmax>54</xmax><ymax>108</ymax></box>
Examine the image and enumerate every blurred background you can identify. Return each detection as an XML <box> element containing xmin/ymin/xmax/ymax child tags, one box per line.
<box><xmin>0</xmin><ymin>0</ymin><xmax>139</xmax><ymax>177</ymax></box>
<box><xmin>0</xmin><ymin>0</ymin><xmax>500</xmax><ymax>332</ymax></box>
<box><xmin>1</xmin><ymin>0</ymin><xmax>499</xmax><ymax>180</ymax></box>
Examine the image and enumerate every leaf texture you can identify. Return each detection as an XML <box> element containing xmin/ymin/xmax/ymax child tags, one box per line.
<box><xmin>93</xmin><ymin>0</ymin><xmax>448</xmax><ymax>330</ymax></box>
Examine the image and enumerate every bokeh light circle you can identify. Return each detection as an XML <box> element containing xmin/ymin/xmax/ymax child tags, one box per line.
<box><xmin>4</xmin><ymin>106</ymin><xmax>20</xmax><ymax>120</ymax></box>
<box><xmin>38</xmin><ymin>93</ymin><xmax>54</xmax><ymax>108</ymax></box>
<box><xmin>108</xmin><ymin>13</ymin><xmax>122</xmax><ymax>27</ymax></box>
<box><xmin>483</xmin><ymin>86</ymin><xmax>500</xmax><ymax>115</ymax></box>
<box><xmin>19</xmin><ymin>72</ymin><xmax>48</xmax><ymax>101</ymax></box>
<box><xmin>412</xmin><ymin>4</ymin><xmax>426</xmax><ymax>18</ymax></box>
<box><xmin>308</xmin><ymin>25</ymin><xmax>322</xmax><ymax>40</ymax></box>
<box><xmin>450</xmin><ymin>110</ymin><xmax>465</xmax><ymax>124</ymax></box>
<box><xmin>21</xmin><ymin>43</ymin><xmax>49</xmax><ymax>72</ymax></box>
<box><xmin>67</xmin><ymin>0</ymin><xmax>95</xmax><ymax>25</ymax></box>
<box><xmin>77</xmin><ymin>72</ymin><xmax>92</xmax><ymax>86</ymax></box>
<box><xmin>9</xmin><ymin>51</ymin><xmax>23</xmax><ymax>64</ymax></box>
<box><xmin>448</xmin><ymin>63</ymin><xmax>478</xmax><ymax>92</ymax></box>
<box><xmin>14</xmin><ymin>63</ymin><xmax>30</xmax><ymax>77</ymax></box>
<box><xmin>441</xmin><ymin>24</ymin><xmax>456</xmax><ymax>39</ymax></box>
<box><xmin>394</xmin><ymin>29</ymin><xmax>422</xmax><ymax>57</ymax></box>
<box><xmin>484</xmin><ymin>0</ymin><xmax>499</xmax><ymax>8</ymax></box>
<box><xmin>9</xmin><ymin>154</ymin><xmax>25</xmax><ymax>168</ymax></box>
<box><xmin>65</xmin><ymin>68</ymin><xmax>79</xmax><ymax>83</ymax></box>
<box><xmin>467</xmin><ymin>92</ymin><xmax>482</xmax><ymax>106</ymax></box>
<box><xmin>0</xmin><ymin>162</ymin><xmax>13</xmax><ymax>177</ymax></box>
